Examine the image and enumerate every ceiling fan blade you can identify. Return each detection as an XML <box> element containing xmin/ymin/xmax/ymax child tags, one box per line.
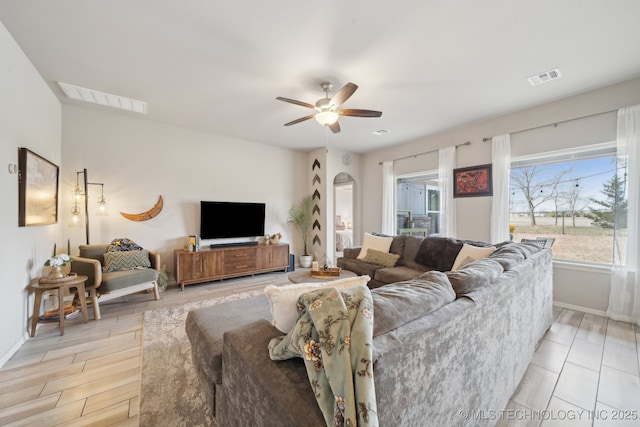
<box><xmin>329</xmin><ymin>82</ymin><xmax>358</xmax><ymax>108</ymax></box>
<box><xmin>284</xmin><ymin>114</ymin><xmax>315</xmax><ymax>126</ymax></box>
<box><xmin>339</xmin><ymin>109</ymin><xmax>383</xmax><ymax>118</ymax></box>
<box><xmin>276</xmin><ymin>97</ymin><xmax>315</xmax><ymax>109</ymax></box>
<box><xmin>328</xmin><ymin>121</ymin><xmax>341</xmax><ymax>133</ymax></box>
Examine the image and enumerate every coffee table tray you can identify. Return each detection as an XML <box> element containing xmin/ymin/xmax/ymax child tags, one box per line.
<box><xmin>310</xmin><ymin>267</ymin><xmax>341</xmax><ymax>278</ymax></box>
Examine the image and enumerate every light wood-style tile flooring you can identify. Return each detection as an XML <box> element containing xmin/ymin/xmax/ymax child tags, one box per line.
<box><xmin>1</xmin><ymin>275</ymin><xmax>639</xmax><ymax>426</ymax></box>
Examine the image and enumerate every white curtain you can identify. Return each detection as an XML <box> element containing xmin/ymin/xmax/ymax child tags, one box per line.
<box><xmin>490</xmin><ymin>134</ymin><xmax>511</xmax><ymax>244</ymax></box>
<box><xmin>381</xmin><ymin>161</ymin><xmax>395</xmax><ymax>235</ymax></box>
<box><xmin>607</xmin><ymin>104</ymin><xmax>640</xmax><ymax>326</ymax></box>
<box><xmin>438</xmin><ymin>146</ymin><xmax>456</xmax><ymax>237</ymax></box>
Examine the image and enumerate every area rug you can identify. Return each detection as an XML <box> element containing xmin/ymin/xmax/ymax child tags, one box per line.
<box><xmin>140</xmin><ymin>288</ymin><xmax>265</xmax><ymax>426</ymax></box>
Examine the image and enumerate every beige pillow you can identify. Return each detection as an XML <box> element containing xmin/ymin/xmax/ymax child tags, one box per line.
<box><xmin>264</xmin><ymin>275</ymin><xmax>371</xmax><ymax>332</ymax></box>
<box><xmin>357</xmin><ymin>232</ymin><xmax>393</xmax><ymax>260</ymax></box>
<box><xmin>451</xmin><ymin>244</ymin><xmax>496</xmax><ymax>271</ymax></box>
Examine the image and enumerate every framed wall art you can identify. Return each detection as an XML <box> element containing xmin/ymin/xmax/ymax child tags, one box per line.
<box><xmin>18</xmin><ymin>147</ymin><xmax>59</xmax><ymax>226</ymax></box>
<box><xmin>453</xmin><ymin>163</ymin><xmax>493</xmax><ymax>198</ymax></box>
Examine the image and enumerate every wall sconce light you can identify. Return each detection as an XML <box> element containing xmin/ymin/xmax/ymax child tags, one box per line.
<box><xmin>73</xmin><ymin>168</ymin><xmax>108</xmax><ymax>244</ymax></box>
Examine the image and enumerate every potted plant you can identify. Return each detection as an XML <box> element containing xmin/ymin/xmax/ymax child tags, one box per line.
<box><xmin>288</xmin><ymin>195</ymin><xmax>313</xmax><ymax>268</ymax></box>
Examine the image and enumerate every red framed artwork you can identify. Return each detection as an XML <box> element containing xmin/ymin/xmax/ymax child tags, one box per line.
<box><xmin>453</xmin><ymin>164</ymin><xmax>493</xmax><ymax>198</ymax></box>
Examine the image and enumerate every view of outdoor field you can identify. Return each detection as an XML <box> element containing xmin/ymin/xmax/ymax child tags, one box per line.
<box><xmin>509</xmin><ymin>147</ymin><xmax>627</xmax><ymax>265</ymax></box>
<box><xmin>510</xmin><ymin>215</ymin><xmax>615</xmax><ymax>264</ymax></box>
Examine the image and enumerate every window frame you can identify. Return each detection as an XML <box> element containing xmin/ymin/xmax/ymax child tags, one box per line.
<box><xmin>509</xmin><ymin>141</ymin><xmax>618</xmax><ymax>266</ymax></box>
<box><xmin>395</xmin><ymin>170</ymin><xmax>441</xmax><ymax>236</ymax></box>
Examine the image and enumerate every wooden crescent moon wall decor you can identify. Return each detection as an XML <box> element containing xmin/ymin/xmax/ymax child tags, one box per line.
<box><xmin>120</xmin><ymin>195</ymin><xmax>164</xmax><ymax>221</ymax></box>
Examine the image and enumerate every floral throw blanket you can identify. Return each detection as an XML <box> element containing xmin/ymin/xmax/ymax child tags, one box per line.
<box><xmin>268</xmin><ymin>284</ymin><xmax>378</xmax><ymax>427</ymax></box>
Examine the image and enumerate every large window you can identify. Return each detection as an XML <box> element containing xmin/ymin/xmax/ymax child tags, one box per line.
<box><xmin>396</xmin><ymin>172</ymin><xmax>440</xmax><ymax>236</ymax></box>
<box><xmin>510</xmin><ymin>142</ymin><xmax>626</xmax><ymax>264</ymax></box>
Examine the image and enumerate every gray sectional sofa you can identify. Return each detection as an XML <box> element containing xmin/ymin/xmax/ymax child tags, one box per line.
<box><xmin>186</xmin><ymin>239</ymin><xmax>553</xmax><ymax>426</ymax></box>
<box><xmin>337</xmin><ymin>235</ymin><xmax>495</xmax><ymax>288</ymax></box>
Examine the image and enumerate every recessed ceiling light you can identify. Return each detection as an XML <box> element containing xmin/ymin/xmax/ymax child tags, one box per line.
<box><xmin>58</xmin><ymin>82</ymin><xmax>147</xmax><ymax>113</ymax></box>
<box><xmin>373</xmin><ymin>129</ymin><xmax>388</xmax><ymax>136</ymax></box>
<box><xmin>527</xmin><ymin>68</ymin><xmax>562</xmax><ymax>86</ymax></box>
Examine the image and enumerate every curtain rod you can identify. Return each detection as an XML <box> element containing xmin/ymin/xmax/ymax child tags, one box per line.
<box><xmin>378</xmin><ymin>141</ymin><xmax>470</xmax><ymax>165</ymax></box>
<box><xmin>481</xmin><ymin>109</ymin><xmax>618</xmax><ymax>142</ymax></box>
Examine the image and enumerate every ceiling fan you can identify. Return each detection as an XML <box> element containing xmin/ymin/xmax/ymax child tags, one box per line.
<box><xmin>276</xmin><ymin>82</ymin><xmax>382</xmax><ymax>133</ymax></box>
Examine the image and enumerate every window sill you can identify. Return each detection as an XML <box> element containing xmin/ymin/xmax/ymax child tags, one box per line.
<box><xmin>552</xmin><ymin>259</ymin><xmax>612</xmax><ymax>274</ymax></box>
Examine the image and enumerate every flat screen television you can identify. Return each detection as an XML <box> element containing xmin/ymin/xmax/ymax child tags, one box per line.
<box><xmin>200</xmin><ymin>201</ymin><xmax>265</xmax><ymax>239</ymax></box>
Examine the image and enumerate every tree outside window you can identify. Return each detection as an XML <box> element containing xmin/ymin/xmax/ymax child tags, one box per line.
<box><xmin>510</xmin><ymin>143</ymin><xmax>626</xmax><ymax>265</ymax></box>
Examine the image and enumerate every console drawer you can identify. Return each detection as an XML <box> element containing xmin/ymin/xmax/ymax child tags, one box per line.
<box><xmin>224</xmin><ymin>249</ymin><xmax>257</xmax><ymax>273</ymax></box>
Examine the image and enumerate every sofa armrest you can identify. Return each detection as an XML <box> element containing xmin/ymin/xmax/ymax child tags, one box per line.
<box><xmin>343</xmin><ymin>246</ymin><xmax>362</xmax><ymax>259</ymax></box>
<box><xmin>71</xmin><ymin>256</ymin><xmax>102</xmax><ymax>289</ymax></box>
<box><xmin>218</xmin><ymin>320</ymin><xmax>324</xmax><ymax>426</ymax></box>
<box><xmin>149</xmin><ymin>251</ymin><xmax>160</xmax><ymax>270</ymax></box>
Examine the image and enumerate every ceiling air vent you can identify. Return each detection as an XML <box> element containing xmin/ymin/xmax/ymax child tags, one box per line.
<box><xmin>527</xmin><ymin>68</ymin><xmax>562</xmax><ymax>86</ymax></box>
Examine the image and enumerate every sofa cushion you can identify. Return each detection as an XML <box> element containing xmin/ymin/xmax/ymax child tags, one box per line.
<box><xmin>336</xmin><ymin>256</ymin><xmax>382</xmax><ymax>278</ymax></box>
<box><xmin>103</xmin><ymin>250</ymin><xmax>151</xmax><ymax>273</ymax></box>
<box><xmin>489</xmin><ymin>244</ymin><xmax>527</xmax><ymax>270</ymax></box>
<box><xmin>263</xmin><ymin>275</ymin><xmax>371</xmax><ymax>332</ymax></box>
<box><xmin>100</xmin><ymin>267</ymin><xmax>158</xmax><ymax>293</ymax></box>
<box><xmin>510</xmin><ymin>242</ymin><xmax>544</xmax><ymax>258</ymax></box>
<box><xmin>400</xmin><ymin>235</ymin><xmax>426</xmax><ymax>270</ymax></box>
<box><xmin>362</xmin><ymin>249</ymin><xmax>400</xmax><ymax>268</ymax></box>
<box><xmin>389</xmin><ymin>235</ymin><xmax>407</xmax><ymax>260</ymax></box>
<box><xmin>415</xmin><ymin>237</ymin><xmax>465</xmax><ymax>271</ymax></box>
<box><xmin>373</xmin><ymin>265</ymin><xmax>427</xmax><ymax>284</ymax></box>
<box><xmin>342</xmin><ymin>246</ymin><xmax>361</xmax><ymax>259</ymax></box>
<box><xmin>451</xmin><ymin>244</ymin><xmax>496</xmax><ymax>271</ymax></box>
<box><xmin>446</xmin><ymin>258</ymin><xmax>504</xmax><ymax>297</ymax></box>
<box><xmin>371</xmin><ymin>233</ymin><xmax>406</xmax><ymax>258</ymax></box>
<box><xmin>357</xmin><ymin>233</ymin><xmax>393</xmax><ymax>259</ymax></box>
<box><xmin>371</xmin><ymin>271</ymin><xmax>456</xmax><ymax>336</ymax></box>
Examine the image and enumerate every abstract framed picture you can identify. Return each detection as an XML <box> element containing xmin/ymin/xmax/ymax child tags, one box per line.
<box><xmin>453</xmin><ymin>163</ymin><xmax>493</xmax><ymax>198</ymax></box>
<box><xmin>18</xmin><ymin>147</ymin><xmax>59</xmax><ymax>226</ymax></box>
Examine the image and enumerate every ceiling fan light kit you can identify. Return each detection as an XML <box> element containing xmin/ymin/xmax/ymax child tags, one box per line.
<box><xmin>315</xmin><ymin>110</ymin><xmax>339</xmax><ymax>125</ymax></box>
<box><xmin>277</xmin><ymin>81</ymin><xmax>382</xmax><ymax>133</ymax></box>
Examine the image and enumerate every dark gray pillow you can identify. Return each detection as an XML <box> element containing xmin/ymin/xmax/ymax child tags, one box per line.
<box><xmin>415</xmin><ymin>237</ymin><xmax>464</xmax><ymax>271</ymax></box>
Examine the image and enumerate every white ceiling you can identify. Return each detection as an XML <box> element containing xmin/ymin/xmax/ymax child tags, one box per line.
<box><xmin>2</xmin><ymin>1</ymin><xmax>640</xmax><ymax>153</ymax></box>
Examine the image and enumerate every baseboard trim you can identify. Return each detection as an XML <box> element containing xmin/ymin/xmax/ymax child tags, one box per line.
<box><xmin>0</xmin><ymin>331</ymin><xmax>29</xmax><ymax>369</ymax></box>
<box><xmin>553</xmin><ymin>300</ymin><xmax>607</xmax><ymax>317</ymax></box>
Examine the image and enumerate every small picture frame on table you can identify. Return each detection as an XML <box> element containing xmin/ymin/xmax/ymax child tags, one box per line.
<box><xmin>453</xmin><ymin>164</ymin><xmax>493</xmax><ymax>198</ymax></box>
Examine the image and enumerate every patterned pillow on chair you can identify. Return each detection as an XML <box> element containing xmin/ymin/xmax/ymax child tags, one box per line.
<box><xmin>103</xmin><ymin>250</ymin><xmax>151</xmax><ymax>273</ymax></box>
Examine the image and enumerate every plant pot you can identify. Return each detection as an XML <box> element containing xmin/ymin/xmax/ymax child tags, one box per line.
<box><xmin>47</xmin><ymin>265</ymin><xmax>65</xmax><ymax>279</ymax></box>
<box><xmin>299</xmin><ymin>255</ymin><xmax>313</xmax><ymax>268</ymax></box>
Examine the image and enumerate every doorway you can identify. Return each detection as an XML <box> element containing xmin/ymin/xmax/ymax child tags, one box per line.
<box><xmin>334</xmin><ymin>172</ymin><xmax>354</xmax><ymax>262</ymax></box>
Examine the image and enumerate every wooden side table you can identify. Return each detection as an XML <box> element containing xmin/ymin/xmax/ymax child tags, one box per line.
<box><xmin>29</xmin><ymin>274</ymin><xmax>89</xmax><ymax>337</ymax></box>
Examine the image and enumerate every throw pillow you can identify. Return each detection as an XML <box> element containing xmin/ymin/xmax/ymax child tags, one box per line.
<box><xmin>264</xmin><ymin>275</ymin><xmax>371</xmax><ymax>332</ymax></box>
<box><xmin>362</xmin><ymin>249</ymin><xmax>400</xmax><ymax>268</ymax></box>
<box><xmin>357</xmin><ymin>232</ymin><xmax>393</xmax><ymax>260</ymax></box>
<box><xmin>107</xmin><ymin>238</ymin><xmax>144</xmax><ymax>252</ymax></box>
<box><xmin>103</xmin><ymin>250</ymin><xmax>151</xmax><ymax>273</ymax></box>
<box><xmin>451</xmin><ymin>244</ymin><xmax>496</xmax><ymax>271</ymax></box>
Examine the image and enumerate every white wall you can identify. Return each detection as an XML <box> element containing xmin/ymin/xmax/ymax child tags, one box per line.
<box><xmin>361</xmin><ymin>76</ymin><xmax>640</xmax><ymax>313</ymax></box>
<box><xmin>62</xmin><ymin>105</ymin><xmax>308</xmax><ymax>277</ymax></box>
<box><xmin>0</xmin><ymin>22</ymin><xmax>62</xmax><ymax>365</ymax></box>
